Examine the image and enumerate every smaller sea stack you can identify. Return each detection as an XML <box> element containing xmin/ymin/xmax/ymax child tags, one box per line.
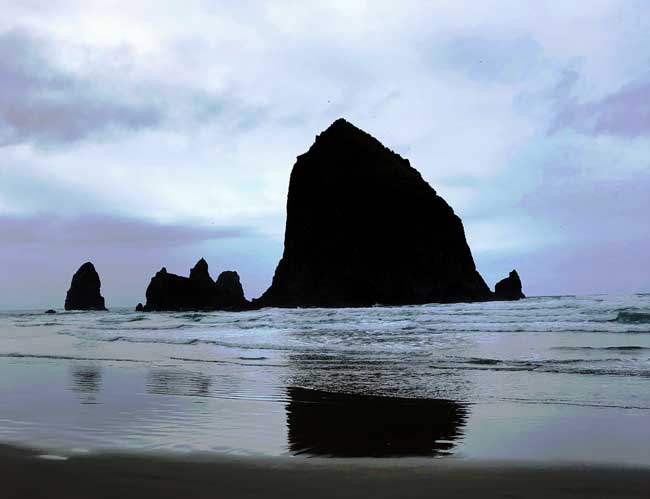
<box><xmin>143</xmin><ymin>258</ymin><xmax>248</xmax><ymax>311</ymax></box>
<box><xmin>494</xmin><ymin>270</ymin><xmax>525</xmax><ymax>301</ymax></box>
<box><xmin>64</xmin><ymin>262</ymin><xmax>107</xmax><ymax>311</ymax></box>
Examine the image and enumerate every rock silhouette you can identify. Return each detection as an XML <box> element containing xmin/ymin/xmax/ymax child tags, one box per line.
<box><xmin>286</xmin><ymin>387</ymin><xmax>468</xmax><ymax>457</ymax></box>
<box><xmin>494</xmin><ymin>270</ymin><xmax>525</xmax><ymax>301</ymax></box>
<box><xmin>215</xmin><ymin>271</ymin><xmax>245</xmax><ymax>300</ymax></box>
<box><xmin>257</xmin><ymin>118</ymin><xmax>493</xmax><ymax>307</ymax></box>
<box><xmin>143</xmin><ymin>259</ymin><xmax>248</xmax><ymax>311</ymax></box>
<box><xmin>135</xmin><ymin>303</ymin><xmax>144</xmax><ymax>312</ymax></box>
<box><xmin>64</xmin><ymin>262</ymin><xmax>107</xmax><ymax>311</ymax></box>
<box><xmin>45</xmin><ymin>309</ymin><xmax>57</xmax><ymax>314</ymax></box>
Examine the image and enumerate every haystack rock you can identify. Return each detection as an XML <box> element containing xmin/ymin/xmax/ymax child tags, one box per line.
<box><xmin>494</xmin><ymin>270</ymin><xmax>525</xmax><ymax>301</ymax></box>
<box><xmin>142</xmin><ymin>258</ymin><xmax>248</xmax><ymax>311</ymax></box>
<box><xmin>257</xmin><ymin>118</ymin><xmax>495</xmax><ymax>307</ymax></box>
<box><xmin>64</xmin><ymin>262</ymin><xmax>107</xmax><ymax>311</ymax></box>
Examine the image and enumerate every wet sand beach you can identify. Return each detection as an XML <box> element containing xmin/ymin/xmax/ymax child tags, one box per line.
<box><xmin>3</xmin><ymin>444</ymin><xmax>650</xmax><ymax>499</ymax></box>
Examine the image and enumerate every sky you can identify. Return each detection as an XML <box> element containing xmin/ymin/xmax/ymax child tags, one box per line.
<box><xmin>0</xmin><ymin>0</ymin><xmax>649</xmax><ymax>309</ymax></box>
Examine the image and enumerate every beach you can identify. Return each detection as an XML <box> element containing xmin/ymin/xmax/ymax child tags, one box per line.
<box><xmin>3</xmin><ymin>443</ymin><xmax>650</xmax><ymax>499</ymax></box>
<box><xmin>1</xmin><ymin>295</ymin><xmax>649</xmax><ymax>496</ymax></box>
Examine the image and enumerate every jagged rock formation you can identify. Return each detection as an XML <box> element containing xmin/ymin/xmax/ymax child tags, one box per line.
<box><xmin>257</xmin><ymin>118</ymin><xmax>493</xmax><ymax>307</ymax></box>
<box><xmin>215</xmin><ymin>271</ymin><xmax>245</xmax><ymax>299</ymax></box>
<box><xmin>64</xmin><ymin>262</ymin><xmax>107</xmax><ymax>311</ymax></box>
<box><xmin>143</xmin><ymin>258</ymin><xmax>248</xmax><ymax>311</ymax></box>
<box><xmin>494</xmin><ymin>270</ymin><xmax>525</xmax><ymax>301</ymax></box>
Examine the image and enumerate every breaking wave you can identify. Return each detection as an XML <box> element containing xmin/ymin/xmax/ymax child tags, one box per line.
<box><xmin>614</xmin><ymin>311</ymin><xmax>650</xmax><ymax>324</ymax></box>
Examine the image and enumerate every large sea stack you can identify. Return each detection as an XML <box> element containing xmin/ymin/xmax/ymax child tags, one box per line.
<box><xmin>257</xmin><ymin>118</ymin><xmax>494</xmax><ymax>307</ymax></box>
<box><xmin>143</xmin><ymin>258</ymin><xmax>248</xmax><ymax>311</ymax></box>
<box><xmin>64</xmin><ymin>262</ymin><xmax>107</xmax><ymax>311</ymax></box>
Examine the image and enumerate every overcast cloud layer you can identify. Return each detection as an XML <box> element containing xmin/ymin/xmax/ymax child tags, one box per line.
<box><xmin>0</xmin><ymin>1</ymin><xmax>648</xmax><ymax>308</ymax></box>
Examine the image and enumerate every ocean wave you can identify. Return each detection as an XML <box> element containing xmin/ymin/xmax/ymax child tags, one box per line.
<box><xmin>85</xmin><ymin>324</ymin><xmax>196</xmax><ymax>331</ymax></box>
<box><xmin>168</xmin><ymin>356</ymin><xmax>284</xmax><ymax>368</ymax></box>
<box><xmin>464</xmin><ymin>357</ymin><xmax>501</xmax><ymax>365</ymax></box>
<box><xmin>614</xmin><ymin>311</ymin><xmax>650</xmax><ymax>324</ymax></box>
<box><xmin>173</xmin><ymin>313</ymin><xmax>205</xmax><ymax>321</ymax></box>
<box><xmin>0</xmin><ymin>352</ymin><xmax>141</xmax><ymax>363</ymax></box>
<box><xmin>552</xmin><ymin>345</ymin><xmax>649</xmax><ymax>352</ymax></box>
<box><xmin>127</xmin><ymin>316</ymin><xmax>149</xmax><ymax>322</ymax></box>
<box><xmin>66</xmin><ymin>334</ymin><xmax>292</xmax><ymax>351</ymax></box>
<box><xmin>57</xmin><ymin>331</ymin><xmax>430</xmax><ymax>357</ymax></box>
<box><xmin>429</xmin><ymin>363</ymin><xmax>650</xmax><ymax>378</ymax></box>
<box><xmin>14</xmin><ymin>322</ymin><xmax>59</xmax><ymax>327</ymax></box>
<box><xmin>498</xmin><ymin>397</ymin><xmax>650</xmax><ymax>411</ymax></box>
<box><xmin>443</xmin><ymin>356</ymin><xmax>624</xmax><ymax>368</ymax></box>
<box><xmin>542</xmin><ymin>367</ymin><xmax>650</xmax><ymax>378</ymax></box>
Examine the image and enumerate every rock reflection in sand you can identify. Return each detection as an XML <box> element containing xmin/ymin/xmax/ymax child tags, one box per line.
<box><xmin>146</xmin><ymin>370</ymin><xmax>212</xmax><ymax>398</ymax></box>
<box><xmin>286</xmin><ymin>387</ymin><xmax>468</xmax><ymax>457</ymax></box>
<box><xmin>70</xmin><ymin>365</ymin><xmax>102</xmax><ymax>404</ymax></box>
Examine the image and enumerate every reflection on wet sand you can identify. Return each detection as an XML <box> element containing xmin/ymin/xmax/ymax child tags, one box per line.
<box><xmin>70</xmin><ymin>365</ymin><xmax>102</xmax><ymax>404</ymax></box>
<box><xmin>147</xmin><ymin>370</ymin><xmax>212</xmax><ymax>397</ymax></box>
<box><xmin>286</xmin><ymin>387</ymin><xmax>468</xmax><ymax>457</ymax></box>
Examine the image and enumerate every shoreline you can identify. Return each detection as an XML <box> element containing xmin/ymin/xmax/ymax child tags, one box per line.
<box><xmin>2</xmin><ymin>443</ymin><xmax>649</xmax><ymax>499</ymax></box>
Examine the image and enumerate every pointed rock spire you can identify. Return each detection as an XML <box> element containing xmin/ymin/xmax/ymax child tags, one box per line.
<box><xmin>65</xmin><ymin>262</ymin><xmax>107</xmax><ymax>311</ymax></box>
<box><xmin>190</xmin><ymin>258</ymin><xmax>211</xmax><ymax>280</ymax></box>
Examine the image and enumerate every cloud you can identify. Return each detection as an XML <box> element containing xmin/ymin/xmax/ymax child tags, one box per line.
<box><xmin>0</xmin><ymin>30</ymin><xmax>163</xmax><ymax>147</ymax></box>
<box><xmin>0</xmin><ymin>29</ymin><xmax>266</xmax><ymax>148</ymax></box>
<box><xmin>0</xmin><ymin>214</ymin><xmax>253</xmax><ymax>246</ymax></box>
<box><xmin>552</xmin><ymin>77</ymin><xmax>650</xmax><ymax>138</ymax></box>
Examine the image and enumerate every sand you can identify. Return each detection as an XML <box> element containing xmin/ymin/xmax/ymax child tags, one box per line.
<box><xmin>2</xmin><ymin>444</ymin><xmax>649</xmax><ymax>499</ymax></box>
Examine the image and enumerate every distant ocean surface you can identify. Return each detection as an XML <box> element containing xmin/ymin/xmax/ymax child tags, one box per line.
<box><xmin>1</xmin><ymin>294</ymin><xmax>649</xmax><ymax>463</ymax></box>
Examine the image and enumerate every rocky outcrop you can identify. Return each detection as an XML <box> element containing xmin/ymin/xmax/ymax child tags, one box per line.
<box><xmin>215</xmin><ymin>271</ymin><xmax>245</xmax><ymax>303</ymax></box>
<box><xmin>494</xmin><ymin>270</ymin><xmax>525</xmax><ymax>301</ymax></box>
<box><xmin>45</xmin><ymin>309</ymin><xmax>56</xmax><ymax>314</ymax></box>
<box><xmin>64</xmin><ymin>262</ymin><xmax>107</xmax><ymax>311</ymax></box>
<box><xmin>256</xmin><ymin>118</ymin><xmax>493</xmax><ymax>307</ymax></box>
<box><xmin>143</xmin><ymin>258</ymin><xmax>248</xmax><ymax>311</ymax></box>
<box><xmin>135</xmin><ymin>303</ymin><xmax>144</xmax><ymax>312</ymax></box>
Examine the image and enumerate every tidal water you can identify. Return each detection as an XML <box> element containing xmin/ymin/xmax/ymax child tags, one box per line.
<box><xmin>1</xmin><ymin>294</ymin><xmax>649</xmax><ymax>463</ymax></box>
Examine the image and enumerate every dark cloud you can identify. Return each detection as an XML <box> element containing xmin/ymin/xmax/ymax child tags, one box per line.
<box><xmin>552</xmin><ymin>78</ymin><xmax>650</xmax><ymax>137</ymax></box>
<box><xmin>0</xmin><ymin>30</ymin><xmax>163</xmax><ymax>147</ymax></box>
<box><xmin>0</xmin><ymin>214</ymin><xmax>253</xmax><ymax>246</ymax></box>
<box><xmin>0</xmin><ymin>30</ymin><xmax>267</xmax><ymax>148</ymax></box>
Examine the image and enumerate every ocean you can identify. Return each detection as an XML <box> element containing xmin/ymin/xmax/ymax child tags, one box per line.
<box><xmin>1</xmin><ymin>294</ymin><xmax>649</xmax><ymax>464</ymax></box>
